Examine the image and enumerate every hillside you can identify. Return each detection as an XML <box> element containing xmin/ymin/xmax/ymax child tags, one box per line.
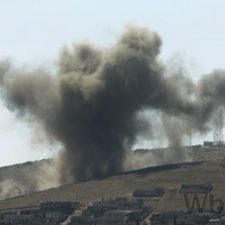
<box><xmin>1</xmin><ymin>147</ymin><xmax>225</xmax><ymax>211</ymax></box>
<box><xmin>0</xmin><ymin>145</ymin><xmax>225</xmax><ymax>205</ymax></box>
<box><xmin>0</xmin><ymin>159</ymin><xmax>52</xmax><ymax>199</ymax></box>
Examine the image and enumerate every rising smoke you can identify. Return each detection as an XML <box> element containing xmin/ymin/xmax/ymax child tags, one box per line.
<box><xmin>0</xmin><ymin>26</ymin><xmax>224</xmax><ymax>183</ymax></box>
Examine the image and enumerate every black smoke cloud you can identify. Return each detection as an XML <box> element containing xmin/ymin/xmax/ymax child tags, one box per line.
<box><xmin>0</xmin><ymin>26</ymin><xmax>224</xmax><ymax>182</ymax></box>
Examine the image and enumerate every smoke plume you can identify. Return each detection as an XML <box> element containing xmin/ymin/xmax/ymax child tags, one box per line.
<box><xmin>0</xmin><ymin>26</ymin><xmax>224</xmax><ymax>182</ymax></box>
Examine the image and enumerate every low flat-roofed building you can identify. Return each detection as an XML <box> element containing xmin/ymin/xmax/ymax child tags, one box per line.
<box><xmin>132</xmin><ymin>188</ymin><xmax>165</xmax><ymax>198</ymax></box>
<box><xmin>180</xmin><ymin>183</ymin><xmax>213</xmax><ymax>194</ymax></box>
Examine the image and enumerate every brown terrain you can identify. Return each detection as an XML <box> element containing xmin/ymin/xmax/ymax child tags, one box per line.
<box><xmin>0</xmin><ymin>145</ymin><xmax>225</xmax><ymax>211</ymax></box>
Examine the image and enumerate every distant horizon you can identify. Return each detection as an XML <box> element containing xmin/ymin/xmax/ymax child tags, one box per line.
<box><xmin>0</xmin><ymin>142</ymin><xmax>218</xmax><ymax>168</ymax></box>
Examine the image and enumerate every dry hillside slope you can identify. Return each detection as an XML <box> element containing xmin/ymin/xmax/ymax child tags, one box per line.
<box><xmin>1</xmin><ymin>156</ymin><xmax>225</xmax><ymax>212</ymax></box>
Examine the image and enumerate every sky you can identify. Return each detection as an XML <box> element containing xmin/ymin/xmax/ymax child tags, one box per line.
<box><xmin>0</xmin><ymin>0</ymin><xmax>225</xmax><ymax>166</ymax></box>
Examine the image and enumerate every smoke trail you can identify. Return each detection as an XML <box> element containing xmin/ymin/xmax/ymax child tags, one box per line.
<box><xmin>0</xmin><ymin>26</ymin><xmax>224</xmax><ymax>182</ymax></box>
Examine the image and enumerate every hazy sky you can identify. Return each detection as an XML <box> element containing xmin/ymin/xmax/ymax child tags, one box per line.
<box><xmin>0</xmin><ymin>0</ymin><xmax>225</xmax><ymax>166</ymax></box>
